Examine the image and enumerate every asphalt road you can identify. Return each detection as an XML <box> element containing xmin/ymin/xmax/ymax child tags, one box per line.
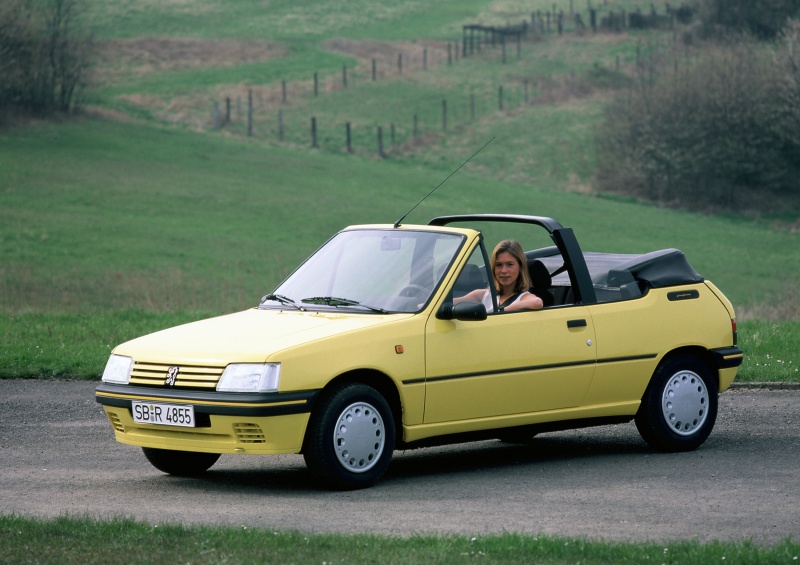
<box><xmin>1</xmin><ymin>380</ymin><xmax>798</xmax><ymax>545</ymax></box>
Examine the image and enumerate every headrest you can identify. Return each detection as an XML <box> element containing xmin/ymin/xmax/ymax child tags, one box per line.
<box><xmin>453</xmin><ymin>264</ymin><xmax>485</xmax><ymax>296</ymax></box>
<box><xmin>529</xmin><ymin>259</ymin><xmax>552</xmax><ymax>289</ymax></box>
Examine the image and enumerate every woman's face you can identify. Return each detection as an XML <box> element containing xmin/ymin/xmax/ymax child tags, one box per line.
<box><xmin>494</xmin><ymin>251</ymin><xmax>520</xmax><ymax>291</ymax></box>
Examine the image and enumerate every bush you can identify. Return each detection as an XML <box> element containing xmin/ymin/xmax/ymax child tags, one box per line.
<box><xmin>596</xmin><ymin>30</ymin><xmax>800</xmax><ymax>215</ymax></box>
<box><xmin>0</xmin><ymin>0</ymin><xmax>92</xmax><ymax>118</ymax></box>
<box><xmin>696</xmin><ymin>0</ymin><xmax>800</xmax><ymax>39</ymax></box>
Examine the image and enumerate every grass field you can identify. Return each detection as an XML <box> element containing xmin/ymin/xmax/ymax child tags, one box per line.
<box><xmin>1</xmin><ymin>515</ymin><xmax>798</xmax><ymax>564</ymax></box>
<box><xmin>1</xmin><ymin>118</ymin><xmax>797</xmax><ymax>381</ymax></box>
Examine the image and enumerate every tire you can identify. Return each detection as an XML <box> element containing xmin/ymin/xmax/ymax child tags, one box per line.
<box><xmin>142</xmin><ymin>447</ymin><xmax>220</xmax><ymax>476</ymax></box>
<box><xmin>303</xmin><ymin>383</ymin><xmax>395</xmax><ymax>490</ymax></box>
<box><xmin>635</xmin><ymin>355</ymin><xmax>718</xmax><ymax>452</ymax></box>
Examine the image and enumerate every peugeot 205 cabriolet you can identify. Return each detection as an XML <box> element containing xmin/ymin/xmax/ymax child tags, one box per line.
<box><xmin>96</xmin><ymin>214</ymin><xmax>743</xmax><ymax>489</ymax></box>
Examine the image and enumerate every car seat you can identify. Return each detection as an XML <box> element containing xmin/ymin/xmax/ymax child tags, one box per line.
<box><xmin>528</xmin><ymin>260</ymin><xmax>554</xmax><ymax>307</ymax></box>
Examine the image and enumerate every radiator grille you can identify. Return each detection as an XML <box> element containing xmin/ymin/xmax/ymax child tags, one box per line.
<box><xmin>129</xmin><ymin>361</ymin><xmax>225</xmax><ymax>389</ymax></box>
<box><xmin>233</xmin><ymin>423</ymin><xmax>266</xmax><ymax>443</ymax></box>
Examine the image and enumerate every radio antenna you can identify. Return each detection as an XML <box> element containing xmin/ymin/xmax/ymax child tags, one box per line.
<box><xmin>393</xmin><ymin>137</ymin><xmax>495</xmax><ymax>228</ymax></box>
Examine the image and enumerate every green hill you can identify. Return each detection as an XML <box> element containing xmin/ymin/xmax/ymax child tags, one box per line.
<box><xmin>1</xmin><ymin>0</ymin><xmax>797</xmax><ymax>380</ymax></box>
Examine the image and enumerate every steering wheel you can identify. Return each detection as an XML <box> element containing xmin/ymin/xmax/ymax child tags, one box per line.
<box><xmin>398</xmin><ymin>284</ymin><xmax>430</xmax><ymax>298</ymax></box>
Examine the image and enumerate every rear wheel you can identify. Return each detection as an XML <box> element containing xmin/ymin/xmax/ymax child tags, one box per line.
<box><xmin>142</xmin><ymin>447</ymin><xmax>220</xmax><ymax>476</ymax></box>
<box><xmin>303</xmin><ymin>383</ymin><xmax>395</xmax><ymax>490</ymax></box>
<box><xmin>635</xmin><ymin>355</ymin><xmax>718</xmax><ymax>452</ymax></box>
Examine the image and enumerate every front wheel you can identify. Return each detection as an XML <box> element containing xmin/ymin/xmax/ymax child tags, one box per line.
<box><xmin>303</xmin><ymin>383</ymin><xmax>395</xmax><ymax>490</ymax></box>
<box><xmin>142</xmin><ymin>447</ymin><xmax>220</xmax><ymax>476</ymax></box>
<box><xmin>635</xmin><ymin>355</ymin><xmax>718</xmax><ymax>452</ymax></box>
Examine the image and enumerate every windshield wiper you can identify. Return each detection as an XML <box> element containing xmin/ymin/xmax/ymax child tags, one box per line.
<box><xmin>260</xmin><ymin>293</ymin><xmax>305</xmax><ymax>311</ymax></box>
<box><xmin>301</xmin><ymin>296</ymin><xmax>388</xmax><ymax>314</ymax></box>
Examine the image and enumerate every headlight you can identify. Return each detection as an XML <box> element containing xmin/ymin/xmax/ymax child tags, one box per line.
<box><xmin>101</xmin><ymin>354</ymin><xmax>133</xmax><ymax>384</ymax></box>
<box><xmin>217</xmin><ymin>363</ymin><xmax>280</xmax><ymax>393</ymax></box>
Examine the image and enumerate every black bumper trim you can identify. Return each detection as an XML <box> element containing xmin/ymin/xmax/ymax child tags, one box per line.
<box><xmin>710</xmin><ymin>346</ymin><xmax>744</xmax><ymax>369</ymax></box>
<box><xmin>95</xmin><ymin>383</ymin><xmax>319</xmax><ymax>417</ymax></box>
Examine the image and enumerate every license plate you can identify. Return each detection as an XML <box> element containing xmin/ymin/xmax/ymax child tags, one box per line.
<box><xmin>131</xmin><ymin>401</ymin><xmax>195</xmax><ymax>427</ymax></box>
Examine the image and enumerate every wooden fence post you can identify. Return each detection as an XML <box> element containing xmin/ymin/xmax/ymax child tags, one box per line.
<box><xmin>372</xmin><ymin>59</ymin><xmax>377</xmax><ymax>81</ymax></box>
<box><xmin>397</xmin><ymin>53</ymin><xmax>403</xmax><ymax>74</ymax></box>
<box><xmin>311</xmin><ymin>117</ymin><xmax>318</xmax><ymax>148</ymax></box>
<box><xmin>247</xmin><ymin>89</ymin><xmax>253</xmax><ymax>136</ymax></box>
<box><xmin>278</xmin><ymin>109</ymin><xmax>284</xmax><ymax>141</ymax></box>
<box><xmin>377</xmin><ymin>126</ymin><xmax>384</xmax><ymax>157</ymax></box>
<box><xmin>346</xmin><ymin>122</ymin><xmax>352</xmax><ymax>153</ymax></box>
<box><xmin>423</xmin><ymin>48</ymin><xmax>428</xmax><ymax>70</ymax></box>
<box><xmin>313</xmin><ymin>72</ymin><xmax>318</xmax><ymax>97</ymax></box>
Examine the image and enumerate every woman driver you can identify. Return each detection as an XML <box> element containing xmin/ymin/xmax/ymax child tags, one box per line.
<box><xmin>457</xmin><ymin>240</ymin><xmax>543</xmax><ymax>312</ymax></box>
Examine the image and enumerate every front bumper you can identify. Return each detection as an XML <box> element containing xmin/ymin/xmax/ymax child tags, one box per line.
<box><xmin>95</xmin><ymin>384</ymin><xmax>318</xmax><ymax>454</ymax></box>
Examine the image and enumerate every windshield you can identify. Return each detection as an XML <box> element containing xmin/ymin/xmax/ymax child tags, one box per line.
<box><xmin>263</xmin><ymin>229</ymin><xmax>465</xmax><ymax>313</ymax></box>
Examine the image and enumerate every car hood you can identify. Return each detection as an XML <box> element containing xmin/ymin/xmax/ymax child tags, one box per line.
<box><xmin>113</xmin><ymin>308</ymin><xmax>413</xmax><ymax>365</ymax></box>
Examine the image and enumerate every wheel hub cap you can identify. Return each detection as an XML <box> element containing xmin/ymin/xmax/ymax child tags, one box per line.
<box><xmin>333</xmin><ymin>402</ymin><xmax>385</xmax><ymax>473</ymax></box>
<box><xmin>661</xmin><ymin>370</ymin><xmax>709</xmax><ymax>436</ymax></box>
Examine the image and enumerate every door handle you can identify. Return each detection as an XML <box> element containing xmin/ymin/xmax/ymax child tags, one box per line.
<box><xmin>567</xmin><ymin>319</ymin><xmax>587</xmax><ymax>328</ymax></box>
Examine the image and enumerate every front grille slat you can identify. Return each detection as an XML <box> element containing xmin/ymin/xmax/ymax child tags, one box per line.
<box><xmin>107</xmin><ymin>412</ymin><xmax>125</xmax><ymax>432</ymax></box>
<box><xmin>233</xmin><ymin>423</ymin><xmax>266</xmax><ymax>443</ymax></box>
<box><xmin>130</xmin><ymin>361</ymin><xmax>226</xmax><ymax>390</ymax></box>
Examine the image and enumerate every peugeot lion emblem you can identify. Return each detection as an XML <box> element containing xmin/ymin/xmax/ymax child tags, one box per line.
<box><xmin>165</xmin><ymin>366</ymin><xmax>179</xmax><ymax>387</ymax></box>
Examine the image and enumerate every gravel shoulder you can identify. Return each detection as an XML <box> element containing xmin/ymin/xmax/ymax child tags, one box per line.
<box><xmin>0</xmin><ymin>380</ymin><xmax>798</xmax><ymax>544</ymax></box>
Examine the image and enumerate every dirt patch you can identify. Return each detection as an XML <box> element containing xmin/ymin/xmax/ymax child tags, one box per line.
<box><xmin>323</xmin><ymin>38</ymin><xmax>453</xmax><ymax>73</ymax></box>
<box><xmin>95</xmin><ymin>37</ymin><xmax>287</xmax><ymax>76</ymax></box>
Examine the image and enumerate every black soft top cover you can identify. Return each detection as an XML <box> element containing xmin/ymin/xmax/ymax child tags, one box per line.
<box><xmin>605</xmin><ymin>248</ymin><xmax>704</xmax><ymax>288</ymax></box>
<box><xmin>532</xmin><ymin>248</ymin><xmax>704</xmax><ymax>289</ymax></box>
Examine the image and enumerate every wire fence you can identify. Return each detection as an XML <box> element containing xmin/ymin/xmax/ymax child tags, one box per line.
<box><xmin>210</xmin><ymin>2</ymin><xmax>680</xmax><ymax>157</ymax></box>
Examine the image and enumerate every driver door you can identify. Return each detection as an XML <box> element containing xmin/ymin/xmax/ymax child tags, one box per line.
<box><xmin>423</xmin><ymin>246</ymin><xmax>597</xmax><ymax>424</ymax></box>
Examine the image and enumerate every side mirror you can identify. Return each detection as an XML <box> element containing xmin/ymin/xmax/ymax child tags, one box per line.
<box><xmin>437</xmin><ymin>301</ymin><xmax>488</xmax><ymax>321</ymax></box>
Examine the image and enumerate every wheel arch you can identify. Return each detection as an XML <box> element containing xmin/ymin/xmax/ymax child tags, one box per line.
<box><xmin>652</xmin><ymin>346</ymin><xmax>719</xmax><ymax>392</ymax></box>
<box><xmin>303</xmin><ymin>369</ymin><xmax>402</xmax><ymax>449</ymax></box>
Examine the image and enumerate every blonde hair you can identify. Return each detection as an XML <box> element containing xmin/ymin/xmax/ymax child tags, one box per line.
<box><xmin>490</xmin><ymin>240</ymin><xmax>531</xmax><ymax>294</ymax></box>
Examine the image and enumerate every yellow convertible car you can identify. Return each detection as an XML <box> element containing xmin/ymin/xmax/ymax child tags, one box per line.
<box><xmin>96</xmin><ymin>214</ymin><xmax>743</xmax><ymax>489</ymax></box>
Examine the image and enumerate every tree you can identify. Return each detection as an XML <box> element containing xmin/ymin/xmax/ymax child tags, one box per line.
<box><xmin>0</xmin><ymin>0</ymin><xmax>92</xmax><ymax>117</ymax></box>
